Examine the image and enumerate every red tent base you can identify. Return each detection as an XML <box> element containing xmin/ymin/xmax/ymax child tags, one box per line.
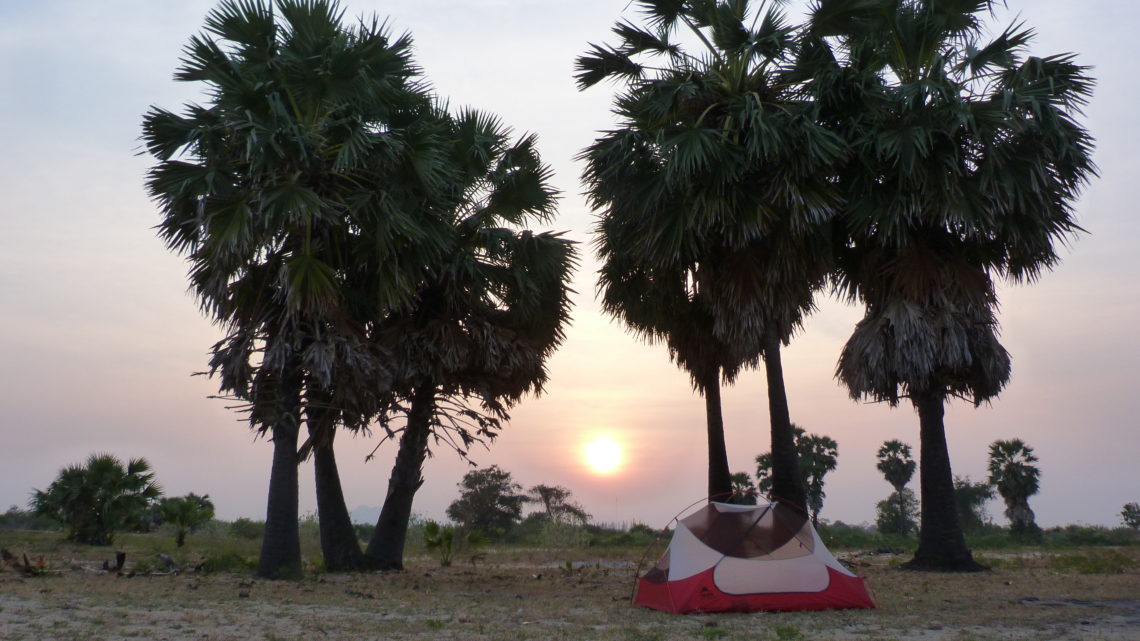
<box><xmin>634</xmin><ymin>567</ymin><xmax>875</xmax><ymax>614</ymax></box>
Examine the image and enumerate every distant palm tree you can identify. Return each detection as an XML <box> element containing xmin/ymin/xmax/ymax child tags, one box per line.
<box><xmin>728</xmin><ymin>472</ymin><xmax>758</xmax><ymax>505</ymax></box>
<box><xmin>756</xmin><ymin>425</ymin><xmax>838</xmax><ymax>524</ymax></box>
<box><xmin>362</xmin><ymin>109</ymin><xmax>574</xmax><ymax>570</ymax></box>
<box><xmin>987</xmin><ymin>439</ymin><xmax>1041</xmax><ymax>534</ymax></box>
<box><xmin>806</xmin><ymin>0</ymin><xmax>1096</xmax><ymax>570</ymax></box>
<box><xmin>143</xmin><ymin>0</ymin><xmax>448</xmax><ymax>577</ymax></box>
<box><xmin>32</xmin><ymin>454</ymin><xmax>162</xmax><ymax>545</ymax></box>
<box><xmin>876</xmin><ymin>440</ymin><xmax>916</xmax><ymax>535</ymax></box>
<box><xmin>578</xmin><ymin>0</ymin><xmax>844</xmax><ymax>511</ymax></box>
<box><xmin>159</xmin><ymin>493</ymin><xmax>215</xmax><ymax>547</ymax></box>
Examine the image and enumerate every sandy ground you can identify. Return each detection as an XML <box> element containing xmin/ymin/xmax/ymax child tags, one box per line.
<box><xmin>1</xmin><ymin>548</ymin><xmax>1138</xmax><ymax>640</ymax></box>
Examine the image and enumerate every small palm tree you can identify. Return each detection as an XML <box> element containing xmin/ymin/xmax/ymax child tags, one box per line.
<box><xmin>728</xmin><ymin>472</ymin><xmax>758</xmax><ymax>505</ymax></box>
<box><xmin>876</xmin><ymin>440</ymin><xmax>916</xmax><ymax>535</ymax></box>
<box><xmin>159</xmin><ymin>493</ymin><xmax>215</xmax><ymax>547</ymax></box>
<box><xmin>987</xmin><ymin>439</ymin><xmax>1041</xmax><ymax>534</ymax></box>
<box><xmin>32</xmin><ymin>454</ymin><xmax>163</xmax><ymax>545</ymax></box>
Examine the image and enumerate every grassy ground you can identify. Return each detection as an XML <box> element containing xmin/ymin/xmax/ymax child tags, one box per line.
<box><xmin>1</xmin><ymin>529</ymin><xmax>1138</xmax><ymax>641</ymax></box>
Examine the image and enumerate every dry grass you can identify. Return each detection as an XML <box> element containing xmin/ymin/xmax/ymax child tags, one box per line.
<box><xmin>1</xmin><ymin>533</ymin><xmax>1138</xmax><ymax>641</ymax></box>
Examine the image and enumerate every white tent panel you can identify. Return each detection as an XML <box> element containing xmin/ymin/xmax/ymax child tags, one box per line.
<box><xmin>713</xmin><ymin>554</ymin><xmax>830</xmax><ymax>594</ymax></box>
<box><xmin>666</xmin><ymin>522</ymin><xmax>728</xmax><ymax>581</ymax></box>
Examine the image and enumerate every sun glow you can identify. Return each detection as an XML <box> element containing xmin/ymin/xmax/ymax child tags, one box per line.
<box><xmin>583</xmin><ymin>437</ymin><xmax>623</xmax><ymax>475</ymax></box>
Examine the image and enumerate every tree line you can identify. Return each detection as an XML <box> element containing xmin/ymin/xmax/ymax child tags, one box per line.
<box><xmin>132</xmin><ymin>0</ymin><xmax>1096</xmax><ymax>577</ymax></box>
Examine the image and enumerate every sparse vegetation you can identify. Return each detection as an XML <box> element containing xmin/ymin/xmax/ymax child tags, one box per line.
<box><xmin>1120</xmin><ymin>502</ymin><xmax>1139</xmax><ymax>529</ymax></box>
<box><xmin>1</xmin><ymin>527</ymin><xmax>1137</xmax><ymax>640</ymax></box>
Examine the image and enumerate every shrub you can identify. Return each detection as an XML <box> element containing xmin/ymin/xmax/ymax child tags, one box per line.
<box><xmin>423</xmin><ymin>521</ymin><xmax>486</xmax><ymax>567</ymax></box>
<box><xmin>0</xmin><ymin>506</ymin><xmax>57</xmax><ymax>531</ymax></box>
<box><xmin>228</xmin><ymin>518</ymin><xmax>265</xmax><ymax>540</ymax></box>
<box><xmin>198</xmin><ymin>551</ymin><xmax>257</xmax><ymax>574</ymax></box>
<box><xmin>1048</xmin><ymin>549</ymin><xmax>1138</xmax><ymax>574</ymax></box>
<box><xmin>1122</xmin><ymin>503</ymin><xmax>1140</xmax><ymax>529</ymax></box>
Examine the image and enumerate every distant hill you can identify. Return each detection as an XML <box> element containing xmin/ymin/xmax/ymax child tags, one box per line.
<box><xmin>349</xmin><ymin>505</ymin><xmax>380</xmax><ymax>525</ymax></box>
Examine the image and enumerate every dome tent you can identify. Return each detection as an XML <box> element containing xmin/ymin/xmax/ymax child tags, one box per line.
<box><xmin>634</xmin><ymin>501</ymin><xmax>875</xmax><ymax>613</ymax></box>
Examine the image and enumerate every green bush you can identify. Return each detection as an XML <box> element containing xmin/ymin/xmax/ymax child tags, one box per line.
<box><xmin>818</xmin><ymin>521</ymin><xmax>915</xmax><ymax>552</ymax></box>
<box><xmin>1042</xmin><ymin>525</ymin><xmax>1138</xmax><ymax>547</ymax></box>
<box><xmin>1048</xmin><ymin>549</ymin><xmax>1138</xmax><ymax>574</ymax></box>
<box><xmin>198</xmin><ymin>551</ymin><xmax>257</xmax><ymax>574</ymax></box>
<box><xmin>585</xmin><ymin>522</ymin><xmax>662</xmax><ymax>548</ymax></box>
<box><xmin>227</xmin><ymin>518</ymin><xmax>265</xmax><ymax>540</ymax></box>
<box><xmin>353</xmin><ymin>523</ymin><xmax>373</xmax><ymax>541</ymax></box>
<box><xmin>0</xmin><ymin>506</ymin><xmax>58</xmax><ymax>531</ymax></box>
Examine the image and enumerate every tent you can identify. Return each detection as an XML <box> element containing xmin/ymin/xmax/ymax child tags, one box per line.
<box><xmin>634</xmin><ymin>501</ymin><xmax>875</xmax><ymax>613</ymax></box>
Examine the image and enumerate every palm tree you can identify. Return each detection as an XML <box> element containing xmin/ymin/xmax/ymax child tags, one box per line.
<box><xmin>755</xmin><ymin>425</ymin><xmax>838</xmax><ymax>524</ymax></box>
<box><xmin>578</xmin><ymin>0</ymin><xmax>845</xmax><ymax>512</ymax></box>
<box><xmin>32</xmin><ymin>454</ymin><xmax>163</xmax><ymax>545</ymax></box>
<box><xmin>987</xmin><ymin>439</ymin><xmax>1041</xmax><ymax>534</ymax></box>
<box><xmin>362</xmin><ymin>109</ymin><xmax>575</xmax><ymax>570</ymax></box>
<box><xmin>143</xmin><ymin>0</ymin><xmax>449</xmax><ymax>578</ymax></box>
<box><xmin>159</xmin><ymin>493</ymin><xmax>216</xmax><ymax>547</ymax></box>
<box><xmin>595</xmin><ymin>221</ymin><xmax>754</xmax><ymax>498</ymax></box>
<box><xmin>804</xmin><ymin>0</ymin><xmax>1096</xmax><ymax>570</ymax></box>
<box><xmin>877</xmin><ymin>440</ymin><xmax>917</xmax><ymax>534</ymax></box>
<box><xmin>728</xmin><ymin>472</ymin><xmax>758</xmax><ymax>505</ymax></box>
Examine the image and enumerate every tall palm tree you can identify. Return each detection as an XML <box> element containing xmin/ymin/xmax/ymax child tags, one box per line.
<box><xmin>804</xmin><ymin>0</ymin><xmax>1096</xmax><ymax>570</ymax></box>
<box><xmin>877</xmin><ymin>440</ymin><xmax>917</xmax><ymax>535</ymax></box>
<box><xmin>143</xmin><ymin>0</ymin><xmax>449</xmax><ymax>578</ymax></box>
<box><xmin>362</xmin><ymin>109</ymin><xmax>575</xmax><ymax>570</ymax></box>
<box><xmin>578</xmin><ymin>0</ymin><xmax>845</xmax><ymax>511</ymax></box>
<box><xmin>595</xmin><ymin>222</ymin><xmax>755</xmax><ymax>498</ymax></box>
<box><xmin>987</xmin><ymin>439</ymin><xmax>1041</xmax><ymax>534</ymax></box>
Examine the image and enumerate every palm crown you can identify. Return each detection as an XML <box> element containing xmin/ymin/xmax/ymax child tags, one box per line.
<box><xmin>142</xmin><ymin>0</ymin><xmax>450</xmax><ymax>427</ymax></box>
<box><xmin>809</xmin><ymin>0</ymin><xmax>1097</xmax><ymax>405</ymax></box>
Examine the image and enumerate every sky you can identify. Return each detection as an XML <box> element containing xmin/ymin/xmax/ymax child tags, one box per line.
<box><xmin>1</xmin><ymin>1</ymin><xmax>1138</xmax><ymax>532</ymax></box>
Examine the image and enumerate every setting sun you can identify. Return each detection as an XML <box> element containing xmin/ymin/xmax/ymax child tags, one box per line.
<box><xmin>583</xmin><ymin>437</ymin><xmax>623</xmax><ymax>475</ymax></box>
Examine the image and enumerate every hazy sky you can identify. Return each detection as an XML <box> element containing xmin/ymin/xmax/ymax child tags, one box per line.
<box><xmin>2</xmin><ymin>1</ymin><xmax>1137</xmax><ymax>531</ymax></box>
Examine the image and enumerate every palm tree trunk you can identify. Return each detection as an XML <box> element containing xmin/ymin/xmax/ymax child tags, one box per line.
<box><xmin>702</xmin><ymin>369</ymin><xmax>732</xmax><ymax>499</ymax></box>
<box><xmin>364</xmin><ymin>384</ymin><xmax>435</xmax><ymax>570</ymax></box>
<box><xmin>894</xmin><ymin>485</ymin><xmax>907</xmax><ymax>535</ymax></box>
<box><xmin>313</xmin><ymin>434</ymin><xmax>367</xmax><ymax>571</ymax></box>
<box><xmin>303</xmin><ymin>383</ymin><xmax>367</xmax><ymax>572</ymax></box>
<box><xmin>762</xmin><ymin>335</ymin><xmax>807</xmax><ymax>511</ymax></box>
<box><xmin>903</xmin><ymin>391</ymin><xmax>985</xmax><ymax>572</ymax></box>
<box><xmin>257</xmin><ymin>365</ymin><xmax>304</xmax><ymax>580</ymax></box>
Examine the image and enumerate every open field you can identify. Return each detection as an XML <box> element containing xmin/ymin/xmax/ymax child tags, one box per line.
<box><xmin>1</xmin><ymin>531</ymin><xmax>1138</xmax><ymax>641</ymax></box>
